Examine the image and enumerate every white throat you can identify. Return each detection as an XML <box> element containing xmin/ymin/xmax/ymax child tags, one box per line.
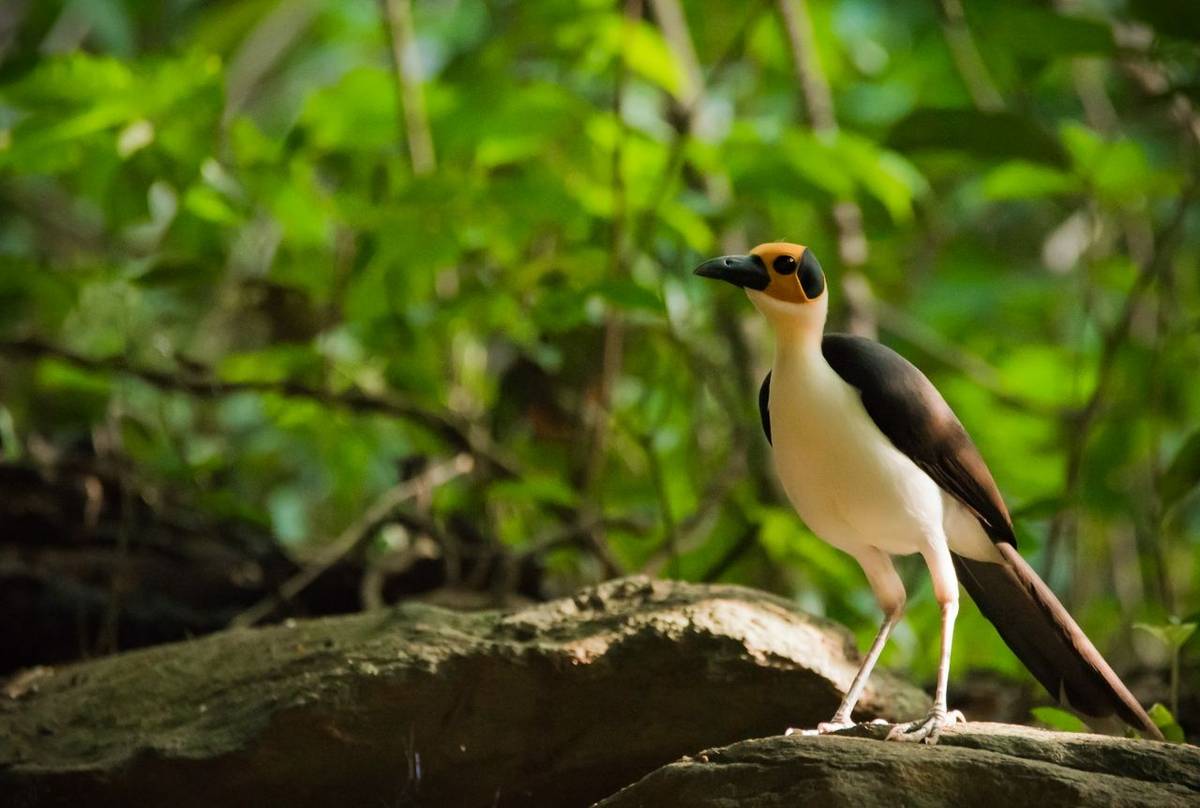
<box><xmin>746</xmin><ymin>288</ymin><xmax>827</xmax><ymax>355</ymax></box>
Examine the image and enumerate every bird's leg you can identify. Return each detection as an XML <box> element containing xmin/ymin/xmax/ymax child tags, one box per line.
<box><xmin>888</xmin><ymin>541</ymin><xmax>965</xmax><ymax>744</ymax></box>
<box><xmin>788</xmin><ymin>549</ymin><xmax>905</xmax><ymax>736</ymax></box>
<box><xmin>823</xmin><ymin>607</ymin><xmax>901</xmax><ymax>731</ymax></box>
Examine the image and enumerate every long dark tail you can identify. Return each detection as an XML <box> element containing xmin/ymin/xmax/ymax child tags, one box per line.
<box><xmin>953</xmin><ymin>543</ymin><xmax>1163</xmax><ymax>740</ymax></box>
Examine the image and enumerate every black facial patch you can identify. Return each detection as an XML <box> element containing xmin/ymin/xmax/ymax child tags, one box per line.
<box><xmin>772</xmin><ymin>254</ymin><xmax>797</xmax><ymax>275</ymax></box>
<box><xmin>798</xmin><ymin>250</ymin><xmax>825</xmax><ymax>299</ymax></box>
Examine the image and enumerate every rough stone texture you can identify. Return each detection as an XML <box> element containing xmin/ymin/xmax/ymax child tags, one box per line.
<box><xmin>596</xmin><ymin>722</ymin><xmax>1200</xmax><ymax>808</ymax></box>
<box><xmin>0</xmin><ymin>576</ymin><xmax>925</xmax><ymax>808</ymax></box>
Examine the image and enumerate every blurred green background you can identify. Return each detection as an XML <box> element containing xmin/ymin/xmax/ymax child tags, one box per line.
<box><xmin>0</xmin><ymin>0</ymin><xmax>1196</xmax><ymax>732</ymax></box>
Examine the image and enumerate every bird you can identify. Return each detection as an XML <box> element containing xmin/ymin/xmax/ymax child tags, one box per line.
<box><xmin>694</xmin><ymin>241</ymin><xmax>1163</xmax><ymax>744</ymax></box>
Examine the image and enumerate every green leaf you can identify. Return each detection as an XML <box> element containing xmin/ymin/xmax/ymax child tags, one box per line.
<box><xmin>982</xmin><ymin>161</ymin><xmax>1081</xmax><ymax>200</ymax></box>
<box><xmin>780</xmin><ymin>132</ymin><xmax>856</xmax><ymax>198</ymax></box>
<box><xmin>183</xmin><ymin>185</ymin><xmax>240</xmax><ymax>225</ymax></box>
<box><xmin>218</xmin><ymin>346</ymin><xmax>323</xmax><ymax>385</ymax></box>
<box><xmin>488</xmin><ymin>475</ymin><xmax>578</xmax><ymax>509</ymax></box>
<box><xmin>755</xmin><ymin>505</ymin><xmax>862</xmax><ymax>584</ymax></box>
<box><xmin>888</xmin><ymin>109</ymin><xmax>1068</xmax><ymax>166</ymax></box>
<box><xmin>657</xmin><ymin>200</ymin><xmax>714</xmax><ymax>252</ymax></box>
<box><xmin>74</xmin><ymin>0</ymin><xmax>137</xmax><ymax>57</ymax></box>
<box><xmin>0</xmin><ymin>51</ymin><xmax>220</xmax><ymax>172</ymax></box>
<box><xmin>1009</xmin><ymin>497</ymin><xmax>1067</xmax><ymax>521</ymax></box>
<box><xmin>1060</xmin><ymin>123</ymin><xmax>1173</xmax><ymax>206</ymax></box>
<box><xmin>1030</xmin><ymin>706</ymin><xmax>1088</xmax><ymax>733</ymax></box>
<box><xmin>755</xmin><ymin>129</ymin><xmax>926</xmax><ymax>221</ymax></box>
<box><xmin>1147</xmin><ymin>703</ymin><xmax>1187</xmax><ymax>743</ymax></box>
<box><xmin>831</xmin><ymin>132</ymin><xmax>927</xmax><ymax>221</ymax></box>
<box><xmin>987</xmin><ymin>7</ymin><xmax>1113</xmax><ymax>57</ymax></box>
<box><xmin>0</xmin><ymin>404</ymin><xmax>22</xmax><ymax>461</ymax></box>
<box><xmin>587</xmin><ymin>279</ymin><xmax>664</xmax><ymax>315</ymax></box>
<box><xmin>0</xmin><ymin>261</ymin><xmax>77</xmax><ymax>332</ymax></box>
<box><xmin>996</xmin><ymin>346</ymin><xmax>1081</xmax><ymax>409</ymax></box>
<box><xmin>299</xmin><ymin>67</ymin><xmax>396</xmax><ymax>152</ymax></box>
<box><xmin>32</xmin><ymin>358</ymin><xmax>113</xmax><ymax>428</ymax></box>
<box><xmin>1135</xmin><ymin>620</ymin><xmax>1198</xmax><ymax>652</ymax></box>
<box><xmin>463</xmin><ymin>84</ymin><xmax>581</xmax><ymax>169</ymax></box>
<box><xmin>622</xmin><ymin>21</ymin><xmax>684</xmax><ymax>98</ymax></box>
<box><xmin>1161</xmin><ymin>431</ymin><xmax>1200</xmax><ymax>509</ymax></box>
<box><xmin>2</xmin><ymin>53</ymin><xmax>134</xmax><ymax>106</ymax></box>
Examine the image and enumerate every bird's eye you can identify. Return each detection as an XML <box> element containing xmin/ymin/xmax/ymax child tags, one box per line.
<box><xmin>798</xmin><ymin>251</ymin><xmax>825</xmax><ymax>299</ymax></box>
<box><xmin>773</xmin><ymin>255</ymin><xmax>797</xmax><ymax>275</ymax></box>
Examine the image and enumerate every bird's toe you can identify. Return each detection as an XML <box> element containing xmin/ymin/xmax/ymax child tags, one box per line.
<box><xmin>816</xmin><ymin>719</ymin><xmax>856</xmax><ymax>734</ymax></box>
<box><xmin>885</xmin><ymin>707</ymin><xmax>964</xmax><ymax>745</ymax></box>
<box><xmin>784</xmin><ymin>717</ymin><xmax>857</xmax><ymax>736</ymax></box>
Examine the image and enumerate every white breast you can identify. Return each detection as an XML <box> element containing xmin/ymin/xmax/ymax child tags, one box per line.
<box><xmin>768</xmin><ymin>349</ymin><xmax>947</xmax><ymax>558</ymax></box>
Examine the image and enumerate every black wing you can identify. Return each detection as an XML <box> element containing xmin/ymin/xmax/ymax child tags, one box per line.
<box><xmin>820</xmin><ymin>333</ymin><xmax>1015</xmax><ymax>544</ymax></box>
<box><xmin>758</xmin><ymin>371</ymin><xmax>771</xmax><ymax>445</ymax></box>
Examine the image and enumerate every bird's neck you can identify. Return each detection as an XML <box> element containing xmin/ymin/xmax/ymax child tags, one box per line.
<box><xmin>747</xmin><ymin>290</ymin><xmax>829</xmax><ymax>369</ymax></box>
<box><xmin>773</xmin><ymin>321</ymin><xmax>825</xmax><ymax>367</ymax></box>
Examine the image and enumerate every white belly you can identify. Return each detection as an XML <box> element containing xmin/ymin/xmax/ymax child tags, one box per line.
<box><xmin>769</xmin><ymin>352</ymin><xmax>1003</xmax><ymax>564</ymax></box>
<box><xmin>768</xmin><ymin>355</ymin><xmax>946</xmax><ymax>557</ymax></box>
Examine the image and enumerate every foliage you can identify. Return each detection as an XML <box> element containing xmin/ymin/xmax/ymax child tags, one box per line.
<box><xmin>1137</xmin><ymin>618</ymin><xmax>1198</xmax><ymax>721</ymax></box>
<box><xmin>1147</xmin><ymin>703</ymin><xmax>1187</xmax><ymax>743</ymax></box>
<box><xmin>1030</xmin><ymin>706</ymin><xmax>1088</xmax><ymax>734</ymax></box>
<box><xmin>0</xmin><ymin>0</ymin><xmax>1198</xmax><ymax>700</ymax></box>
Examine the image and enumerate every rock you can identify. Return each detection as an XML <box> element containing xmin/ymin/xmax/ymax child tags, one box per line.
<box><xmin>0</xmin><ymin>576</ymin><xmax>925</xmax><ymax>808</ymax></box>
<box><xmin>595</xmin><ymin>721</ymin><xmax>1200</xmax><ymax>808</ymax></box>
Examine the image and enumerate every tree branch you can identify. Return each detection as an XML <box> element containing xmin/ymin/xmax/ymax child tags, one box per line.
<box><xmin>231</xmin><ymin>453</ymin><xmax>474</xmax><ymax>627</ymax></box>
<box><xmin>934</xmin><ymin>0</ymin><xmax>1004</xmax><ymax>112</ymax></box>
<box><xmin>776</xmin><ymin>0</ymin><xmax>873</xmax><ymax>336</ymax></box>
<box><xmin>580</xmin><ymin>0</ymin><xmax>645</xmax><ymax>566</ymax></box>
<box><xmin>0</xmin><ymin>338</ymin><xmax>516</xmax><ymax>476</ymax></box>
<box><xmin>380</xmin><ymin>0</ymin><xmax>436</xmax><ymax>175</ymax></box>
<box><xmin>702</xmin><ymin>524</ymin><xmax>760</xmax><ymax>582</ymax></box>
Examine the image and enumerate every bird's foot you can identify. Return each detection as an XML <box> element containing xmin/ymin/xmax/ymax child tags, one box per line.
<box><xmin>885</xmin><ymin>707</ymin><xmax>964</xmax><ymax>745</ymax></box>
<box><xmin>785</xmin><ymin>717</ymin><xmax>889</xmax><ymax>737</ymax></box>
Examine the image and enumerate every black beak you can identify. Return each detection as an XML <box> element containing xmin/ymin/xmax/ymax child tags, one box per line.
<box><xmin>693</xmin><ymin>254</ymin><xmax>770</xmax><ymax>291</ymax></box>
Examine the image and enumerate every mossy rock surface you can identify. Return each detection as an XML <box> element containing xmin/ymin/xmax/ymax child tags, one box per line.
<box><xmin>596</xmin><ymin>722</ymin><xmax>1200</xmax><ymax>808</ymax></box>
<box><xmin>1</xmin><ymin>576</ymin><xmax>925</xmax><ymax>807</ymax></box>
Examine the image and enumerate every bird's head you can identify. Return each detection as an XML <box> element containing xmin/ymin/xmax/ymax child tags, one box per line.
<box><xmin>694</xmin><ymin>242</ymin><xmax>827</xmax><ymax>334</ymax></box>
